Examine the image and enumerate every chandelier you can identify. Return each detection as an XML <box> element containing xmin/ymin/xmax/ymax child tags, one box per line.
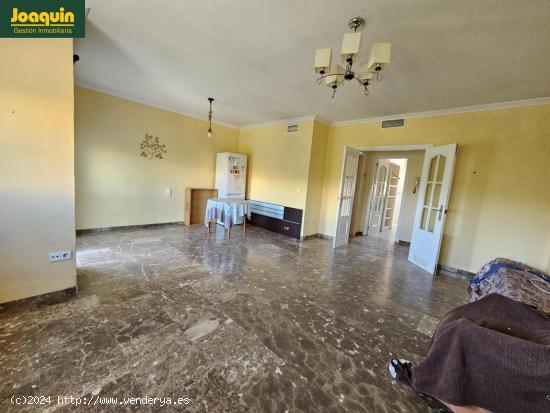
<box><xmin>314</xmin><ymin>17</ymin><xmax>391</xmax><ymax>98</ymax></box>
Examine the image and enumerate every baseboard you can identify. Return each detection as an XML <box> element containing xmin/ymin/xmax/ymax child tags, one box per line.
<box><xmin>0</xmin><ymin>286</ymin><xmax>77</xmax><ymax>312</ymax></box>
<box><xmin>76</xmin><ymin>221</ymin><xmax>184</xmax><ymax>234</ymax></box>
<box><xmin>438</xmin><ymin>264</ymin><xmax>475</xmax><ymax>279</ymax></box>
<box><xmin>319</xmin><ymin>234</ymin><xmax>334</xmax><ymax>240</ymax></box>
<box><xmin>301</xmin><ymin>233</ymin><xmax>324</xmax><ymax>240</ymax></box>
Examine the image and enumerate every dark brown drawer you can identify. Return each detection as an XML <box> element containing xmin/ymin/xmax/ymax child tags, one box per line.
<box><xmin>283</xmin><ymin>207</ymin><xmax>303</xmax><ymax>224</ymax></box>
<box><xmin>279</xmin><ymin>221</ymin><xmax>300</xmax><ymax>239</ymax></box>
<box><xmin>250</xmin><ymin>213</ymin><xmax>280</xmax><ymax>232</ymax></box>
<box><xmin>249</xmin><ymin>207</ymin><xmax>302</xmax><ymax>239</ymax></box>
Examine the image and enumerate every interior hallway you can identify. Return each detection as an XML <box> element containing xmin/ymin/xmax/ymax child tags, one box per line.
<box><xmin>0</xmin><ymin>225</ymin><xmax>468</xmax><ymax>412</ymax></box>
<box><xmin>367</xmin><ymin>226</ymin><xmax>398</xmax><ymax>242</ymax></box>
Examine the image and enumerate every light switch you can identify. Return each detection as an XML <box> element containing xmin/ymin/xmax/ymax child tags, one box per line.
<box><xmin>49</xmin><ymin>250</ymin><xmax>72</xmax><ymax>262</ymax></box>
<box><xmin>165</xmin><ymin>188</ymin><xmax>172</xmax><ymax>198</ymax></box>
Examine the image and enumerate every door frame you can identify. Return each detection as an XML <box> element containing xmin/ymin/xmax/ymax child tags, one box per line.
<box><xmin>356</xmin><ymin>144</ymin><xmax>433</xmax><ymax>152</ymax></box>
<box><xmin>334</xmin><ymin>144</ymin><xmax>433</xmax><ymax>243</ymax></box>
<box><xmin>357</xmin><ymin>145</ymin><xmax>433</xmax><ymax>238</ymax></box>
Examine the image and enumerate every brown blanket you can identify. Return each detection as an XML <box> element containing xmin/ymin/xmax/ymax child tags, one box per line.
<box><xmin>409</xmin><ymin>293</ymin><xmax>550</xmax><ymax>413</ymax></box>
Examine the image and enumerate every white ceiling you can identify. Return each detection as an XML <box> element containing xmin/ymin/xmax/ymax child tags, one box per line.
<box><xmin>75</xmin><ymin>0</ymin><xmax>550</xmax><ymax>126</ymax></box>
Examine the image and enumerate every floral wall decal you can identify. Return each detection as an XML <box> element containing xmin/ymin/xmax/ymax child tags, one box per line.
<box><xmin>139</xmin><ymin>133</ymin><xmax>167</xmax><ymax>160</ymax></box>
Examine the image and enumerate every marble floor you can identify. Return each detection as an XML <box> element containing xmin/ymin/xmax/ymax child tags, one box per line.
<box><xmin>365</xmin><ymin>227</ymin><xmax>398</xmax><ymax>243</ymax></box>
<box><xmin>0</xmin><ymin>224</ymin><xmax>469</xmax><ymax>412</ymax></box>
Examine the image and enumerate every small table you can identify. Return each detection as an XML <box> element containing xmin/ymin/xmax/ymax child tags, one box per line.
<box><xmin>205</xmin><ymin>198</ymin><xmax>250</xmax><ymax>238</ymax></box>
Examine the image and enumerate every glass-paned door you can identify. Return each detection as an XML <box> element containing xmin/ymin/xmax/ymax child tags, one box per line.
<box><xmin>333</xmin><ymin>146</ymin><xmax>361</xmax><ymax>248</ymax></box>
<box><xmin>408</xmin><ymin>144</ymin><xmax>457</xmax><ymax>274</ymax></box>
<box><xmin>368</xmin><ymin>160</ymin><xmax>389</xmax><ymax>233</ymax></box>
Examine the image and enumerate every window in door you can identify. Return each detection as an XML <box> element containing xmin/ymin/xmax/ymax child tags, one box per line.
<box><xmin>419</xmin><ymin>154</ymin><xmax>447</xmax><ymax>233</ymax></box>
<box><xmin>375</xmin><ymin>165</ymin><xmax>387</xmax><ymax>213</ymax></box>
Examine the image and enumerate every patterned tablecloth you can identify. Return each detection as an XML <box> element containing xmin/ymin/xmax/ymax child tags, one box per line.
<box><xmin>204</xmin><ymin>198</ymin><xmax>250</xmax><ymax>230</ymax></box>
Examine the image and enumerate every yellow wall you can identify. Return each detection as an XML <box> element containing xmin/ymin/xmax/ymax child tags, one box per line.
<box><xmin>4</xmin><ymin>41</ymin><xmax>547</xmax><ymax>304</ymax></box>
<box><xmin>303</xmin><ymin>121</ymin><xmax>329</xmax><ymax>236</ymax></box>
<box><xmin>238</xmin><ymin>120</ymin><xmax>330</xmax><ymax>237</ymax></box>
<box><xmin>75</xmin><ymin>87</ymin><xmax>239</xmax><ymax>229</ymax></box>
<box><xmin>320</xmin><ymin>105</ymin><xmax>550</xmax><ymax>273</ymax></box>
<box><xmin>238</xmin><ymin>121</ymin><xmax>314</xmax><ymax>212</ymax></box>
<box><xmin>352</xmin><ymin>150</ymin><xmax>424</xmax><ymax>242</ymax></box>
<box><xmin>0</xmin><ymin>39</ymin><xmax>76</xmax><ymax>303</ymax></box>
<box><xmin>74</xmin><ymin>86</ymin><xmax>550</xmax><ymax>274</ymax></box>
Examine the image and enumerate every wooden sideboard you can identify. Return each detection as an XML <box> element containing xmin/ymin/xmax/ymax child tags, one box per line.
<box><xmin>248</xmin><ymin>200</ymin><xmax>303</xmax><ymax>239</ymax></box>
<box><xmin>185</xmin><ymin>188</ymin><xmax>218</xmax><ymax>225</ymax></box>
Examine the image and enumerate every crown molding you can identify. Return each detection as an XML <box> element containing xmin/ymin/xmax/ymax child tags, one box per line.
<box><xmin>74</xmin><ymin>82</ymin><xmax>240</xmax><ymax>129</ymax></box>
<box><xmin>330</xmin><ymin>97</ymin><xmax>550</xmax><ymax>127</ymax></box>
<box><xmin>314</xmin><ymin>117</ymin><xmax>331</xmax><ymax>126</ymax></box>
<box><xmin>239</xmin><ymin>115</ymin><xmax>319</xmax><ymax>131</ymax></box>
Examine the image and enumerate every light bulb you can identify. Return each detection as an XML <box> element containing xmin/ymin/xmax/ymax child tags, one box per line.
<box><xmin>207</xmin><ymin>129</ymin><xmax>213</xmax><ymax>139</ymax></box>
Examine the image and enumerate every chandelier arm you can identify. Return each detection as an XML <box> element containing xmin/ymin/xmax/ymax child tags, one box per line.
<box><xmin>316</xmin><ymin>72</ymin><xmax>348</xmax><ymax>84</ymax></box>
<box><xmin>353</xmin><ymin>76</ymin><xmax>370</xmax><ymax>95</ymax></box>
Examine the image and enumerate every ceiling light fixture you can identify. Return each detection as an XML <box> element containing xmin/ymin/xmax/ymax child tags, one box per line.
<box><xmin>207</xmin><ymin>97</ymin><xmax>214</xmax><ymax>138</ymax></box>
<box><xmin>314</xmin><ymin>17</ymin><xmax>391</xmax><ymax>98</ymax></box>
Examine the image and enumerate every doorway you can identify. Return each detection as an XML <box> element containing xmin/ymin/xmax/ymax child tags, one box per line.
<box><xmin>367</xmin><ymin>158</ymin><xmax>407</xmax><ymax>243</ymax></box>
<box><xmin>334</xmin><ymin>143</ymin><xmax>458</xmax><ymax>275</ymax></box>
<box><xmin>349</xmin><ymin>149</ymin><xmax>426</xmax><ymax>246</ymax></box>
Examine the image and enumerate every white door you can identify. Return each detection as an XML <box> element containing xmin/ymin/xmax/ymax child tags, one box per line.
<box><xmin>333</xmin><ymin>146</ymin><xmax>361</xmax><ymax>248</ymax></box>
<box><xmin>383</xmin><ymin>162</ymin><xmax>400</xmax><ymax>230</ymax></box>
<box><xmin>368</xmin><ymin>159</ymin><xmax>390</xmax><ymax>233</ymax></box>
<box><xmin>408</xmin><ymin>144</ymin><xmax>457</xmax><ymax>274</ymax></box>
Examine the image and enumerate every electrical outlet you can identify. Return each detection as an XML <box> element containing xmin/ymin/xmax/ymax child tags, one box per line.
<box><xmin>49</xmin><ymin>250</ymin><xmax>72</xmax><ymax>262</ymax></box>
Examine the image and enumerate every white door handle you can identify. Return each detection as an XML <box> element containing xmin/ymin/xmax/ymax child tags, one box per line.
<box><xmin>437</xmin><ymin>205</ymin><xmax>444</xmax><ymax>220</ymax></box>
